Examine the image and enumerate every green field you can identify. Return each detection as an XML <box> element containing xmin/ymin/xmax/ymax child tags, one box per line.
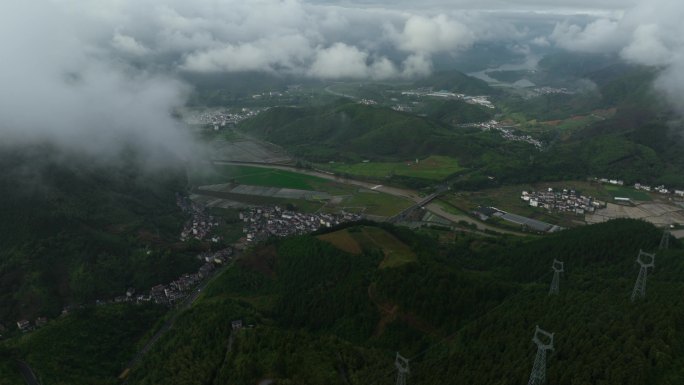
<box><xmin>603</xmin><ymin>185</ymin><xmax>653</xmax><ymax>201</ymax></box>
<box><xmin>317</xmin><ymin>226</ymin><xmax>416</xmax><ymax>268</ymax></box>
<box><xmin>192</xmin><ymin>165</ymin><xmax>413</xmax><ymax>217</ymax></box>
<box><xmin>342</xmin><ymin>191</ymin><xmax>413</xmax><ymax>217</ymax></box>
<box><xmin>215</xmin><ymin>165</ymin><xmax>331</xmax><ymax>190</ymax></box>
<box><xmin>321</xmin><ymin>156</ymin><xmax>463</xmax><ymax>181</ymax></box>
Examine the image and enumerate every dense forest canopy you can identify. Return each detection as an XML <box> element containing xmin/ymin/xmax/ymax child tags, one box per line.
<box><xmin>0</xmin><ymin>144</ymin><xmax>196</xmax><ymax>323</ymax></box>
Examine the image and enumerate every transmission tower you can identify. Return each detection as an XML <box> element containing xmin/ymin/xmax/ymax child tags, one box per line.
<box><xmin>527</xmin><ymin>326</ymin><xmax>554</xmax><ymax>385</ymax></box>
<box><xmin>548</xmin><ymin>259</ymin><xmax>564</xmax><ymax>296</ymax></box>
<box><xmin>631</xmin><ymin>250</ymin><xmax>655</xmax><ymax>302</ymax></box>
<box><xmin>660</xmin><ymin>231</ymin><xmax>670</xmax><ymax>250</ymax></box>
<box><xmin>394</xmin><ymin>352</ymin><xmax>409</xmax><ymax>385</ymax></box>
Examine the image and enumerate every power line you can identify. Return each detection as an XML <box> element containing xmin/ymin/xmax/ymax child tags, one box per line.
<box><xmin>394</xmin><ymin>353</ymin><xmax>410</xmax><ymax>385</ymax></box>
<box><xmin>371</xmin><ymin>268</ymin><xmax>555</xmax><ymax>385</ymax></box>
<box><xmin>631</xmin><ymin>250</ymin><xmax>655</xmax><ymax>302</ymax></box>
<box><xmin>548</xmin><ymin>259</ymin><xmax>564</xmax><ymax>296</ymax></box>
<box><xmin>659</xmin><ymin>231</ymin><xmax>670</xmax><ymax>250</ymax></box>
<box><xmin>526</xmin><ymin>326</ymin><xmax>554</xmax><ymax>385</ymax></box>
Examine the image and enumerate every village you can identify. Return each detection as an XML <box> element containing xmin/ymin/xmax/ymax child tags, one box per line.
<box><xmin>521</xmin><ymin>188</ymin><xmax>605</xmax><ymax>215</ymax></box>
<box><xmin>240</xmin><ymin>206</ymin><xmax>363</xmax><ymax>243</ymax></box>
<box><xmin>178</xmin><ymin>193</ymin><xmax>223</xmax><ymax>243</ymax></box>
<box><xmin>192</xmin><ymin>107</ymin><xmax>262</xmax><ymax>131</ymax></box>
<box><xmin>461</xmin><ymin>120</ymin><xmax>543</xmax><ymax>149</ymax></box>
<box><xmin>13</xmin><ymin>199</ymin><xmax>364</xmax><ymax>333</ymax></box>
<box><xmin>400</xmin><ymin>88</ymin><xmax>496</xmax><ymax>108</ymax></box>
<box><xmin>595</xmin><ymin>177</ymin><xmax>684</xmax><ymax>198</ymax></box>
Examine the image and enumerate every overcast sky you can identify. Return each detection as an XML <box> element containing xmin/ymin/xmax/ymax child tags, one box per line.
<box><xmin>306</xmin><ymin>0</ymin><xmax>636</xmax><ymax>14</ymax></box>
<box><xmin>0</xmin><ymin>0</ymin><xmax>682</xmax><ymax>159</ymax></box>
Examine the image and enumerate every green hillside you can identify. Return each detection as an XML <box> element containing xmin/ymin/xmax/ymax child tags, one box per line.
<box><xmin>414</xmin><ymin>70</ymin><xmax>495</xmax><ymax>95</ymax></box>
<box><xmin>239</xmin><ymin>102</ymin><xmax>449</xmax><ymax>161</ymax></box>
<box><xmin>238</xmin><ymin>101</ymin><xmax>535</xmax><ymax>172</ymax></box>
<box><xmin>418</xmin><ymin>99</ymin><xmax>494</xmax><ymax>125</ymax></box>
<box><xmin>0</xmin><ymin>145</ymin><xmax>197</xmax><ymax>324</ymax></box>
<box><xmin>27</xmin><ymin>219</ymin><xmax>671</xmax><ymax>385</ymax></box>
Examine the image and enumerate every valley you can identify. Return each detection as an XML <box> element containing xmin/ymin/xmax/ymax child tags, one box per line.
<box><xmin>2</xmin><ymin>8</ymin><xmax>684</xmax><ymax>384</ymax></box>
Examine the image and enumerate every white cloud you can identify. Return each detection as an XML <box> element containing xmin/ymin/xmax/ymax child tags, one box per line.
<box><xmin>621</xmin><ymin>24</ymin><xmax>672</xmax><ymax>67</ymax></box>
<box><xmin>308</xmin><ymin>43</ymin><xmax>399</xmax><ymax>79</ymax></box>
<box><xmin>531</xmin><ymin>36</ymin><xmax>550</xmax><ymax>47</ymax></box>
<box><xmin>0</xmin><ymin>1</ymin><xmax>194</xmax><ymax>163</ymax></box>
<box><xmin>400</xmin><ymin>54</ymin><xmax>433</xmax><ymax>78</ymax></box>
<box><xmin>550</xmin><ymin>0</ymin><xmax>684</xmax><ymax>113</ymax></box>
<box><xmin>181</xmin><ymin>35</ymin><xmax>313</xmax><ymax>73</ymax></box>
<box><xmin>550</xmin><ymin>18</ymin><xmax>623</xmax><ymax>53</ymax></box>
<box><xmin>112</xmin><ymin>32</ymin><xmax>150</xmax><ymax>56</ymax></box>
<box><xmin>37</xmin><ymin>0</ymin><xmax>531</xmax><ymax>80</ymax></box>
<box><xmin>392</xmin><ymin>14</ymin><xmax>476</xmax><ymax>54</ymax></box>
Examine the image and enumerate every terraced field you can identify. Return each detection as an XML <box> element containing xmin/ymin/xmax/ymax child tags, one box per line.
<box><xmin>318</xmin><ymin>226</ymin><xmax>416</xmax><ymax>268</ymax></box>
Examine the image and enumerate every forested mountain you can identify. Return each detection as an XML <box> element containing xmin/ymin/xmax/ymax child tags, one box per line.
<box><xmin>0</xmin><ymin>145</ymin><xmax>196</xmax><ymax>323</ymax></box>
<box><xmin>414</xmin><ymin>70</ymin><xmax>495</xmax><ymax>95</ymax></box>
<box><xmin>418</xmin><ymin>99</ymin><xmax>495</xmax><ymax>125</ymax></box>
<box><xmin>238</xmin><ymin>102</ymin><xmax>522</xmax><ymax>163</ymax></box>
<box><xmin>88</xmin><ymin>219</ymin><xmax>683</xmax><ymax>385</ymax></box>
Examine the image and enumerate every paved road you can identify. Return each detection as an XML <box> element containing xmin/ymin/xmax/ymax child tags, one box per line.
<box><xmin>210</xmin><ymin>160</ymin><xmax>524</xmax><ymax>236</ymax></box>
<box><xmin>17</xmin><ymin>360</ymin><xmax>41</xmax><ymax>385</ymax></box>
<box><xmin>388</xmin><ymin>188</ymin><xmax>447</xmax><ymax>223</ymax></box>
<box><xmin>425</xmin><ymin>202</ymin><xmax>525</xmax><ymax>236</ymax></box>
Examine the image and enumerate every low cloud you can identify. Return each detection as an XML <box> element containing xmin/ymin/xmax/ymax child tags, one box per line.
<box><xmin>44</xmin><ymin>0</ymin><xmax>529</xmax><ymax>80</ymax></box>
<box><xmin>391</xmin><ymin>14</ymin><xmax>476</xmax><ymax>55</ymax></box>
<box><xmin>112</xmin><ymin>32</ymin><xmax>151</xmax><ymax>57</ymax></box>
<box><xmin>549</xmin><ymin>0</ymin><xmax>684</xmax><ymax>113</ymax></box>
<box><xmin>0</xmin><ymin>1</ymin><xmax>194</xmax><ymax>164</ymax></box>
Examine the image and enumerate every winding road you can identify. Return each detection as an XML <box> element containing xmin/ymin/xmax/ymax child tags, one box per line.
<box><xmin>119</xmin><ymin>258</ymin><xmax>237</xmax><ymax>381</ymax></box>
<box><xmin>17</xmin><ymin>360</ymin><xmax>41</xmax><ymax>385</ymax></box>
<box><xmin>209</xmin><ymin>159</ymin><xmax>523</xmax><ymax>235</ymax></box>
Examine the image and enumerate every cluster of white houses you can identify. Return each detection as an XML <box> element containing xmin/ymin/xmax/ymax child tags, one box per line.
<box><xmin>195</xmin><ymin>108</ymin><xmax>261</xmax><ymax>131</ymax></box>
<box><xmin>178</xmin><ymin>194</ymin><xmax>222</xmax><ymax>242</ymax></box>
<box><xmin>634</xmin><ymin>183</ymin><xmax>684</xmax><ymax>196</ymax></box>
<box><xmin>241</xmin><ymin>206</ymin><xmax>362</xmax><ymax>243</ymax></box>
<box><xmin>400</xmin><ymin>88</ymin><xmax>495</xmax><ymax>108</ymax></box>
<box><xmin>522</xmin><ymin>188</ymin><xmax>605</xmax><ymax>215</ymax></box>
<box><xmin>596</xmin><ymin>177</ymin><xmax>684</xmax><ymax>198</ymax></box>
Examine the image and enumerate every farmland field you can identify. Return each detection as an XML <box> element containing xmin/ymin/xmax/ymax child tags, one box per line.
<box><xmin>192</xmin><ymin>165</ymin><xmax>413</xmax><ymax>217</ymax></box>
<box><xmin>193</xmin><ymin>165</ymin><xmax>353</xmax><ymax>193</ymax></box>
<box><xmin>317</xmin><ymin>226</ymin><xmax>416</xmax><ymax>268</ymax></box>
<box><xmin>321</xmin><ymin>156</ymin><xmax>463</xmax><ymax>181</ymax></box>
<box><xmin>342</xmin><ymin>191</ymin><xmax>413</xmax><ymax>217</ymax></box>
<box><xmin>603</xmin><ymin>185</ymin><xmax>652</xmax><ymax>201</ymax></box>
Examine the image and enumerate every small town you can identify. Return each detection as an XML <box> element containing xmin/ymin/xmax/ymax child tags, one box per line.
<box><xmin>193</xmin><ymin>108</ymin><xmax>263</xmax><ymax>130</ymax></box>
<box><xmin>526</xmin><ymin>86</ymin><xmax>574</xmax><ymax>98</ymax></box>
<box><xmin>400</xmin><ymin>88</ymin><xmax>496</xmax><ymax>108</ymax></box>
<box><xmin>240</xmin><ymin>206</ymin><xmax>362</xmax><ymax>243</ymax></box>
<box><xmin>462</xmin><ymin>120</ymin><xmax>543</xmax><ymax>148</ymax></box>
<box><xmin>521</xmin><ymin>188</ymin><xmax>605</xmax><ymax>215</ymax></box>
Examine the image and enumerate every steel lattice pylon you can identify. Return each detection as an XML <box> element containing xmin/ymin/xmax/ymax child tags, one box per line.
<box><xmin>631</xmin><ymin>250</ymin><xmax>655</xmax><ymax>302</ymax></box>
<box><xmin>527</xmin><ymin>326</ymin><xmax>554</xmax><ymax>385</ymax></box>
<box><xmin>395</xmin><ymin>352</ymin><xmax>409</xmax><ymax>385</ymax></box>
<box><xmin>660</xmin><ymin>231</ymin><xmax>670</xmax><ymax>250</ymax></box>
<box><xmin>548</xmin><ymin>259</ymin><xmax>564</xmax><ymax>296</ymax></box>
